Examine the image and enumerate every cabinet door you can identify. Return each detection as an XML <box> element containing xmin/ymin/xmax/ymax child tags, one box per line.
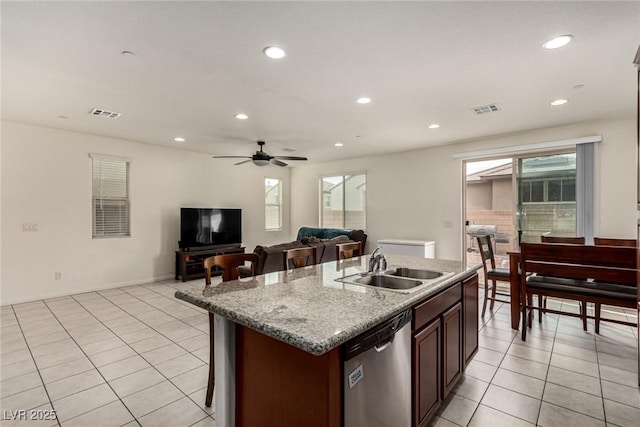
<box><xmin>442</xmin><ymin>302</ymin><xmax>462</xmax><ymax>398</ymax></box>
<box><xmin>463</xmin><ymin>274</ymin><xmax>479</xmax><ymax>367</ymax></box>
<box><xmin>413</xmin><ymin>320</ymin><xmax>440</xmax><ymax>427</ymax></box>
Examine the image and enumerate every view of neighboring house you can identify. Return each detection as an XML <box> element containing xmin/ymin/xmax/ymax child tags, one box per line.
<box><xmin>321</xmin><ymin>174</ymin><xmax>367</xmax><ymax>229</ymax></box>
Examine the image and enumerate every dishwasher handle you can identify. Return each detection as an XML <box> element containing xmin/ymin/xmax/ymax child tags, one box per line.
<box><xmin>374</xmin><ymin>337</ymin><xmax>394</xmax><ymax>352</ymax></box>
<box><xmin>343</xmin><ymin>309</ymin><xmax>412</xmax><ymax>361</ymax></box>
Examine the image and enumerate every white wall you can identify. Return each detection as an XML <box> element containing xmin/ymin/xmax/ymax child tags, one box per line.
<box><xmin>291</xmin><ymin>118</ymin><xmax>637</xmax><ymax>260</ymax></box>
<box><xmin>1</xmin><ymin>121</ymin><xmax>291</xmax><ymax>304</ymax></box>
<box><xmin>3</xmin><ymin>118</ymin><xmax>635</xmax><ymax>303</ymax></box>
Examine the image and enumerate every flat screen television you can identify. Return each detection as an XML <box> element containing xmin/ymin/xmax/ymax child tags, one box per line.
<box><xmin>179</xmin><ymin>208</ymin><xmax>242</xmax><ymax>249</ymax></box>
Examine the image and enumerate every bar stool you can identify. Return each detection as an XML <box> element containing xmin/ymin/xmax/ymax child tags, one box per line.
<box><xmin>336</xmin><ymin>241</ymin><xmax>363</xmax><ymax>260</ymax></box>
<box><xmin>283</xmin><ymin>247</ymin><xmax>317</xmax><ymax>270</ymax></box>
<box><xmin>202</xmin><ymin>253</ymin><xmax>259</xmax><ymax>407</ymax></box>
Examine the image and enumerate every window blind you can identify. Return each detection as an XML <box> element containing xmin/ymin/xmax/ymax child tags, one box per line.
<box><xmin>265</xmin><ymin>178</ymin><xmax>282</xmax><ymax>230</ymax></box>
<box><xmin>92</xmin><ymin>156</ymin><xmax>130</xmax><ymax>237</ymax></box>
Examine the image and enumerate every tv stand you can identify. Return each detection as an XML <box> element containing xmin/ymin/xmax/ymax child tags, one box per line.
<box><xmin>175</xmin><ymin>246</ymin><xmax>245</xmax><ymax>282</ymax></box>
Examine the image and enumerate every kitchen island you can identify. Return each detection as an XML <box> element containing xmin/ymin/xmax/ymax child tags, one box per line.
<box><xmin>175</xmin><ymin>254</ymin><xmax>480</xmax><ymax>427</ymax></box>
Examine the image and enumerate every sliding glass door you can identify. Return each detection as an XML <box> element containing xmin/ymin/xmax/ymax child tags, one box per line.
<box><xmin>515</xmin><ymin>152</ymin><xmax>577</xmax><ymax>244</ymax></box>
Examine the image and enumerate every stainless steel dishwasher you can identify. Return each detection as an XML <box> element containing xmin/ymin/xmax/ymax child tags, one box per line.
<box><xmin>343</xmin><ymin>309</ymin><xmax>412</xmax><ymax>427</ymax></box>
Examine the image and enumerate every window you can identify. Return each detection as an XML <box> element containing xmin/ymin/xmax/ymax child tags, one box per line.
<box><xmin>265</xmin><ymin>178</ymin><xmax>282</xmax><ymax>231</ymax></box>
<box><xmin>519</xmin><ymin>177</ymin><xmax>576</xmax><ymax>203</ymax></box>
<box><xmin>91</xmin><ymin>154</ymin><xmax>130</xmax><ymax>238</ymax></box>
<box><xmin>320</xmin><ymin>173</ymin><xmax>366</xmax><ymax>229</ymax></box>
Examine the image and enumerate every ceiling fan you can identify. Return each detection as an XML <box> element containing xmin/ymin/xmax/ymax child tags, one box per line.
<box><xmin>212</xmin><ymin>140</ymin><xmax>308</xmax><ymax>167</ymax></box>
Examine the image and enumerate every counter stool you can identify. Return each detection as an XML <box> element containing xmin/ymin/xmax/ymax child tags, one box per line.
<box><xmin>283</xmin><ymin>247</ymin><xmax>317</xmax><ymax>270</ymax></box>
<box><xmin>336</xmin><ymin>241</ymin><xmax>363</xmax><ymax>260</ymax></box>
<box><xmin>203</xmin><ymin>253</ymin><xmax>259</xmax><ymax>407</ymax></box>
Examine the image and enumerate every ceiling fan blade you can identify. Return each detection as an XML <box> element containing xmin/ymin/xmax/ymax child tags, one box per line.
<box><xmin>270</xmin><ymin>159</ymin><xmax>288</xmax><ymax>167</ymax></box>
<box><xmin>234</xmin><ymin>159</ymin><xmax>252</xmax><ymax>165</ymax></box>
<box><xmin>273</xmin><ymin>156</ymin><xmax>308</xmax><ymax>161</ymax></box>
<box><xmin>212</xmin><ymin>155</ymin><xmax>252</xmax><ymax>159</ymax></box>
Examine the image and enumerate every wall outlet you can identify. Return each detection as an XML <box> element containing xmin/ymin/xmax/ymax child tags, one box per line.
<box><xmin>22</xmin><ymin>223</ymin><xmax>39</xmax><ymax>232</ymax></box>
<box><xmin>55</xmin><ymin>272</ymin><xmax>62</xmax><ymax>280</ymax></box>
<box><xmin>443</xmin><ymin>220</ymin><xmax>453</xmax><ymax>228</ymax></box>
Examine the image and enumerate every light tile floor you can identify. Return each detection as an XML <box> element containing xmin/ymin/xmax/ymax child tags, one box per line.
<box><xmin>432</xmin><ymin>293</ymin><xmax>640</xmax><ymax>427</ymax></box>
<box><xmin>1</xmin><ymin>280</ymin><xmax>216</xmax><ymax>427</ymax></box>
<box><xmin>1</xmin><ymin>280</ymin><xmax>638</xmax><ymax>426</ymax></box>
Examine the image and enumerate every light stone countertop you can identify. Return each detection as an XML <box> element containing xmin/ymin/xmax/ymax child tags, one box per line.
<box><xmin>175</xmin><ymin>255</ymin><xmax>480</xmax><ymax>356</ymax></box>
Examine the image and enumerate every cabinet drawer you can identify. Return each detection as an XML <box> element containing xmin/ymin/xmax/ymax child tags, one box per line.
<box><xmin>413</xmin><ymin>284</ymin><xmax>461</xmax><ymax>331</ymax></box>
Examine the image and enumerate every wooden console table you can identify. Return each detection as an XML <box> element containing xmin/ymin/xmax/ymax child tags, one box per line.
<box><xmin>175</xmin><ymin>246</ymin><xmax>245</xmax><ymax>282</ymax></box>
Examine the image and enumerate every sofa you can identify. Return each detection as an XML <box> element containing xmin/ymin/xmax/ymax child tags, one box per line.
<box><xmin>242</xmin><ymin>227</ymin><xmax>367</xmax><ymax>276</ymax></box>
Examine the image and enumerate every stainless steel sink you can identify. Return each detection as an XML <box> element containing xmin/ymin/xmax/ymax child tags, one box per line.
<box><xmin>354</xmin><ymin>274</ymin><xmax>423</xmax><ymax>290</ymax></box>
<box><xmin>384</xmin><ymin>268</ymin><xmax>444</xmax><ymax>280</ymax></box>
<box><xmin>334</xmin><ymin>267</ymin><xmax>454</xmax><ymax>293</ymax></box>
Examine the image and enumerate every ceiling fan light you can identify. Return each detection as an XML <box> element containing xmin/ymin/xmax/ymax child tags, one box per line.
<box><xmin>253</xmin><ymin>159</ymin><xmax>270</xmax><ymax>166</ymax></box>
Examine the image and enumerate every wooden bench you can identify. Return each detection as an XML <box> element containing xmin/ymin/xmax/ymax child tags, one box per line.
<box><xmin>520</xmin><ymin>242</ymin><xmax>637</xmax><ymax>340</ymax></box>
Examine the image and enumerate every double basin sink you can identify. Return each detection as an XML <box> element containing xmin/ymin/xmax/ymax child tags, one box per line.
<box><xmin>335</xmin><ymin>267</ymin><xmax>454</xmax><ymax>293</ymax></box>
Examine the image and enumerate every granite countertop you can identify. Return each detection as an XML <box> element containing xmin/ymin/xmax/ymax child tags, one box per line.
<box><xmin>175</xmin><ymin>255</ymin><xmax>480</xmax><ymax>356</ymax></box>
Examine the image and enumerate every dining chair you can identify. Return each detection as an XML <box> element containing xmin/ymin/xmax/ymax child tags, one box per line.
<box><xmin>336</xmin><ymin>241</ymin><xmax>363</xmax><ymax>260</ymax></box>
<box><xmin>594</xmin><ymin>237</ymin><xmax>637</xmax><ymax>247</ymax></box>
<box><xmin>283</xmin><ymin>247</ymin><xmax>317</xmax><ymax>270</ymax></box>
<box><xmin>202</xmin><ymin>253</ymin><xmax>259</xmax><ymax>407</ymax></box>
<box><xmin>593</xmin><ymin>237</ymin><xmax>636</xmax><ymax>333</ymax></box>
<box><xmin>540</xmin><ymin>235</ymin><xmax>586</xmax><ymax>244</ymax></box>
<box><xmin>476</xmin><ymin>235</ymin><xmax>511</xmax><ymax>316</ymax></box>
<box><xmin>539</xmin><ymin>234</ymin><xmax>587</xmax><ymax>327</ymax></box>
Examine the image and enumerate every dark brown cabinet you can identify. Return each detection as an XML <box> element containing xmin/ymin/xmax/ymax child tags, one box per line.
<box><xmin>229</xmin><ymin>272</ymin><xmax>478</xmax><ymax>427</ymax></box>
<box><xmin>175</xmin><ymin>246</ymin><xmax>245</xmax><ymax>282</ymax></box>
<box><xmin>463</xmin><ymin>274</ymin><xmax>479</xmax><ymax>366</ymax></box>
<box><xmin>442</xmin><ymin>302</ymin><xmax>462</xmax><ymax>398</ymax></box>
<box><xmin>413</xmin><ymin>320</ymin><xmax>440</xmax><ymax>427</ymax></box>
<box><xmin>412</xmin><ymin>273</ymin><xmax>477</xmax><ymax>427</ymax></box>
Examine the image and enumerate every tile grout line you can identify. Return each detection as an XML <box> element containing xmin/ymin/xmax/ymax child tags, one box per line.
<box><xmin>38</xmin><ymin>297</ymin><xmax>140</xmax><ymax>425</ymax></box>
<box><xmin>38</xmin><ymin>296</ymin><xmax>203</xmax><ymax>424</ymax></box>
<box><xmin>69</xmin><ymin>292</ymin><xmax>215</xmax><ymax>423</ymax></box>
<box><xmin>38</xmin><ymin>298</ymin><xmax>188</xmax><ymax>423</ymax></box>
<box><xmin>8</xmin><ymin>304</ymin><xmax>62</xmax><ymax>427</ymax></box>
<box><xmin>533</xmin><ymin>300</ymin><xmax>560</xmax><ymax>427</ymax></box>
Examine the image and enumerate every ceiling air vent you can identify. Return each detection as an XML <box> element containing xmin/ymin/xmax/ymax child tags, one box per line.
<box><xmin>472</xmin><ymin>103</ymin><xmax>501</xmax><ymax>115</ymax></box>
<box><xmin>90</xmin><ymin>108</ymin><xmax>121</xmax><ymax>119</ymax></box>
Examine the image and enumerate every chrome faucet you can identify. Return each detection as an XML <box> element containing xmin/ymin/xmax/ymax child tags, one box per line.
<box><xmin>368</xmin><ymin>248</ymin><xmax>387</xmax><ymax>273</ymax></box>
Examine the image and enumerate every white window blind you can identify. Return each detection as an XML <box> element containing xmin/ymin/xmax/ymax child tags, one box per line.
<box><xmin>91</xmin><ymin>155</ymin><xmax>130</xmax><ymax>238</ymax></box>
<box><xmin>265</xmin><ymin>178</ymin><xmax>282</xmax><ymax>231</ymax></box>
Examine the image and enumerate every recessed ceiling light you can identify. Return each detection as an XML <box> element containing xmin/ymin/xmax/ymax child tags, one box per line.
<box><xmin>550</xmin><ymin>99</ymin><xmax>569</xmax><ymax>106</ymax></box>
<box><xmin>263</xmin><ymin>46</ymin><xmax>286</xmax><ymax>59</ymax></box>
<box><xmin>174</xmin><ymin>137</ymin><xmax>185</xmax><ymax>142</ymax></box>
<box><xmin>121</xmin><ymin>50</ymin><xmax>136</xmax><ymax>56</ymax></box>
<box><xmin>58</xmin><ymin>115</ymin><xmax>68</xmax><ymax>119</ymax></box>
<box><xmin>572</xmin><ymin>84</ymin><xmax>585</xmax><ymax>90</ymax></box>
<box><xmin>335</xmin><ymin>142</ymin><xmax>344</xmax><ymax>147</ymax></box>
<box><xmin>234</xmin><ymin>113</ymin><xmax>248</xmax><ymax>120</ymax></box>
<box><xmin>543</xmin><ymin>35</ymin><xmax>573</xmax><ymax>49</ymax></box>
<box><xmin>428</xmin><ymin>124</ymin><xmax>440</xmax><ymax>129</ymax></box>
<box><xmin>356</xmin><ymin>97</ymin><xmax>371</xmax><ymax>104</ymax></box>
